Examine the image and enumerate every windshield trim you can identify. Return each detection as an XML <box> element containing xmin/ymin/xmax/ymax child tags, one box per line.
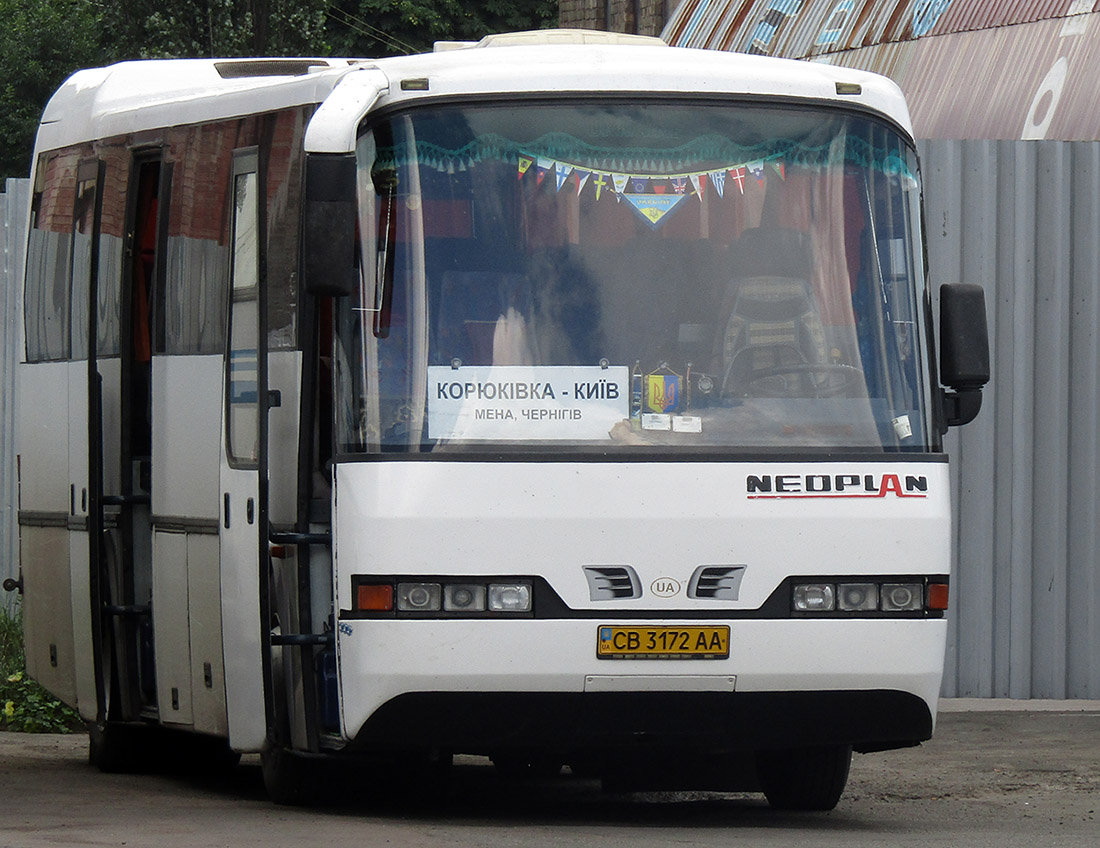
<box><xmin>357</xmin><ymin>92</ymin><xmax>919</xmax><ymax>156</ymax></box>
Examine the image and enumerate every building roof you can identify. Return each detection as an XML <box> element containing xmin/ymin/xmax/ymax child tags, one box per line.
<box><xmin>662</xmin><ymin>1</ymin><xmax>1100</xmax><ymax>139</ymax></box>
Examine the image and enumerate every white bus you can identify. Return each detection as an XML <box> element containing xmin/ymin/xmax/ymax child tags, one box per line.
<box><xmin>10</xmin><ymin>31</ymin><xmax>989</xmax><ymax>809</ymax></box>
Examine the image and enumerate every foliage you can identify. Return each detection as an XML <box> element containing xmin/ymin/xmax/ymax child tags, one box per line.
<box><xmin>0</xmin><ymin>603</ymin><xmax>82</xmax><ymax>733</ymax></box>
<box><xmin>0</xmin><ymin>0</ymin><xmax>558</xmax><ymax>180</ymax></box>
<box><xmin>0</xmin><ymin>0</ymin><xmax>103</xmax><ymax>182</ymax></box>
<box><xmin>99</xmin><ymin>1</ymin><xmax>331</xmax><ymax>60</ymax></box>
<box><xmin>325</xmin><ymin>0</ymin><xmax>559</xmax><ymax>57</ymax></box>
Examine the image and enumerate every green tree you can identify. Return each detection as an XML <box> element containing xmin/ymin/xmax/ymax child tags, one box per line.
<box><xmin>0</xmin><ymin>0</ymin><xmax>559</xmax><ymax>180</ymax></box>
<box><xmin>0</xmin><ymin>0</ymin><xmax>102</xmax><ymax>179</ymax></box>
<box><xmin>99</xmin><ymin>1</ymin><xmax>330</xmax><ymax>60</ymax></box>
<box><xmin>325</xmin><ymin>0</ymin><xmax>558</xmax><ymax>57</ymax></box>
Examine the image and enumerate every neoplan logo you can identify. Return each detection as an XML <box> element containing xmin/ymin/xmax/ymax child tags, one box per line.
<box><xmin>746</xmin><ymin>473</ymin><xmax>928</xmax><ymax>499</ymax></box>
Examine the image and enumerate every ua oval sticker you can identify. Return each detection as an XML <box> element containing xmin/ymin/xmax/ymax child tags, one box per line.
<box><xmin>650</xmin><ymin>578</ymin><xmax>681</xmax><ymax>598</ymax></box>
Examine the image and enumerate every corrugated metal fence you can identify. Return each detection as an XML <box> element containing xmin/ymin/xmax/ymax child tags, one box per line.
<box><xmin>923</xmin><ymin>139</ymin><xmax>1100</xmax><ymax>698</ymax></box>
<box><xmin>1</xmin><ymin>178</ymin><xmax>28</xmax><ymax>613</ymax></box>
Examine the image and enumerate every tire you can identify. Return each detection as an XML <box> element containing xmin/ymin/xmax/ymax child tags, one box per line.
<box><xmin>261</xmin><ymin>742</ymin><xmax>324</xmax><ymax>806</ymax></box>
<box><xmin>87</xmin><ymin>721</ymin><xmax>151</xmax><ymax>773</ymax></box>
<box><xmin>756</xmin><ymin>745</ymin><xmax>852</xmax><ymax>811</ymax></box>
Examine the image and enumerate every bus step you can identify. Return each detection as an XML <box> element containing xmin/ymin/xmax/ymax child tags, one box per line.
<box><xmin>271</xmin><ymin>633</ymin><xmax>334</xmax><ymax>647</ymax></box>
<box><xmin>102</xmin><ymin>493</ymin><xmax>152</xmax><ymax>506</ymax></box>
<box><xmin>104</xmin><ymin>604</ymin><xmax>151</xmax><ymax>617</ymax></box>
<box><xmin>269</xmin><ymin>531</ymin><xmax>331</xmax><ymax>546</ymax></box>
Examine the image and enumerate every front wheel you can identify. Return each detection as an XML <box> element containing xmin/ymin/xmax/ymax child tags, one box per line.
<box><xmin>756</xmin><ymin>745</ymin><xmax>852</xmax><ymax>811</ymax></box>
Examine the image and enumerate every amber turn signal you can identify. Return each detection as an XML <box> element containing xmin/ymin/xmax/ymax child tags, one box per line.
<box><xmin>356</xmin><ymin>583</ymin><xmax>395</xmax><ymax>611</ymax></box>
<box><xmin>927</xmin><ymin>583</ymin><xmax>950</xmax><ymax>611</ymax></box>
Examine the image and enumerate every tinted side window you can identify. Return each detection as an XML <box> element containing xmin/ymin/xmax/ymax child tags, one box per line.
<box><xmin>265</xmin><ymin>107</ymin><xmax>309</xmax><ymax>350</ymax></box>
<box><xmin>25</xmin><ymin>150</ymin><xmax>82</xmax><ymax>362</ymax></box>
<box><xmin>226</xmin><ymin>151</ymin><xmax>261</xmax><ymax>466</ymax></box>
<box><xmin>163</xmin><ymin>122</ymin><xmax>236</xmax><ymax>355</ymax></box>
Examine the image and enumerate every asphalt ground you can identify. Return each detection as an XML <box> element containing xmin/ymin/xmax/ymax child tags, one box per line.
<box><xmin>1</xmin><ymin>701</ymin><xmax>1098</xmax><ymax>848</ymax></box>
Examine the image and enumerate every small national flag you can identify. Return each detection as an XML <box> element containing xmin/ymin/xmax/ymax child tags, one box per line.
<box><xmin>646</xmin><ymin>373</ymin><xmax>680</xmax><ymax>413</ymax></box>
<box><xmin>594</xmin><ymin>173</ymin><xmax>609</xmax><ymax>200</ymax></box>
<box><xmin>730</xmin><ymin>166</ymin><xmax>746</xmax><ymax>195</ymax></box>
<box><xmin>555</xmin><ymin>162</ymin><xmax>573</xmax><ymax>191</ymax></box>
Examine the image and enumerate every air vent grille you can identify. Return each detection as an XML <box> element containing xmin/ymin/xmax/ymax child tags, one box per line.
<box><xmin>215</xmin><ymin>60</ymin><xmax>329</xmax><ymax>79</ymax></box>
<box><xmin>583</xmin><ymin>566</ymin><xmax>641</xmax><ymax>601</ymax></box>
<box><xmin>688</xmin><ymin>565</ymin><xmax>747</xmax><ymax>600</ymax></box>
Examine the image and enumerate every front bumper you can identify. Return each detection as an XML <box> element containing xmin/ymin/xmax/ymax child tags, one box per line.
<box><xmin>336</xmin><ymin>617</ymin><xmax>945</xmax><ymax>753</ymax></box>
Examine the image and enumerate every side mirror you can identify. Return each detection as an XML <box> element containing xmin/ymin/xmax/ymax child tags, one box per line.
<box><xmin>939</xmin><ymin>283</ymin><xmax>990</xmax><ymax>428</ymax></box>
<box><xmin>303</xmin><ymin>153</ymin><xmax>357</xmax><ymax>297</ymax></box>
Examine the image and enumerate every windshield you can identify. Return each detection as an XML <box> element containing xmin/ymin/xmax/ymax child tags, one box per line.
<box><xmin>335</xmin><ymin>100</ymin><xmax>933</xmax><ymax>455</ymax></box>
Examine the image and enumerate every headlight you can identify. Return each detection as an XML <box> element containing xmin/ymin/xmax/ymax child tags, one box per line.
<box><xmin>397</xmin><ymin>582</ymin><xmax>442</xmax><ymax>612</ymax></box>
<box><xmin>444</xmin><ymin>584</ymin><xmax>487</xmax><ymax>612</ymax></box>
<box><xmin>791</xmin><ymin>577</ymin><xmax>947</xmax><ymax>616</ymax></box>
<box><xmin>837</xmin><ymin>583</ymin><xmax>879</xmax><ymax>611</ymax></box>
<box><xmin>488</xmin><ymin>583</ymin><xmax>532</xmax><ymax>612</ymax></box>
<box><xmin>792</xmin><ymin>583</ymin><xmax>836</xmax><ymax>612</ymax></box>
<box><xmin>350</xmin><ymin>577</ymin><xmax>535</xmax><ymax>617</ymax></box>
<box><xmin>881</xmin><ymin>583</ymin><xmax>923</xmax><ymax>612</ymax></box>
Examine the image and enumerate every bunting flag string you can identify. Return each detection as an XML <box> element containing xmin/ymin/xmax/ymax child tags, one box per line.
<box><xmin>376</xmin><ymin>131</ymin><xmax>918</xmax><ymax>188</ymax></box>
<box><xmin>371</xmin><ymin>132</ymin><xmax>917</xmax><ymax>232</ymax></box>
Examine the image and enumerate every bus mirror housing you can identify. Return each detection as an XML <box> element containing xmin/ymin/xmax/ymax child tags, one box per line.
<box><xmin>303</xmin><ymin>153</ymin><xmax>357</xmax><ymax>297</ymax></box>
<box><xmin>939</xmin><ymin>283</ymin><xmax>990</xmax><ymax>428</ymax></box>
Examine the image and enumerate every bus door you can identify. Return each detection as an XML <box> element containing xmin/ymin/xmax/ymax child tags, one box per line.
<box><xmin>91</xmin><ymin>153</ymin><xmax>170</xmax><ymax>725</ymax></box>
<box><xmin>60</xmin><ymin>160</ymin><xmax>104</xmax><ymax>721</ymax></box>
<box><xmin>219</xmin><ymin>149</ymin><xmax>270</xmax><ymax>751</ymax></box>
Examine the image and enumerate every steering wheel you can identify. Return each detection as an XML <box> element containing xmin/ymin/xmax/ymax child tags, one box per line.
<box><xmin>740</xmin><ymin>363</ymin><xmax>865</xmax><ymax>398</ymax></box>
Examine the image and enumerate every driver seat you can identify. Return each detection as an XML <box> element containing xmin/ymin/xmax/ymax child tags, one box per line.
<box><xmin>719</xmin><ymin>228</ymin><xmax>827</xmax><ymax>395</ymax></box>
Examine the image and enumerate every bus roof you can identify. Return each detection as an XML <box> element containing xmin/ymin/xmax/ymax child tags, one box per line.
<box><xmin>36</xmin><ymin>34</ymin><xmax>912</xmax><ymax>154</ymax></box>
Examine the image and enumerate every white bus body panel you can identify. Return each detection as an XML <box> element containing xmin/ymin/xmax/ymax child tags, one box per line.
<box><xmin>151</xmin><ymin>356</ymin><xmax>223</xmax><ymax>522</ymax></box>
<box><xmin>17</xmin><ymin>361</ymin><xmax>79</xmax><ymax>707</ymax></box>
<box><xmin>219</xmin><ymin>454</ymin><xmax>265</xmax><ymax>750</ymax></box>
<box><xmin>153</xmin><ymin>529</ymin><xmax>193</xmax><ymax>725</ymax></box>
<box><xmin>66</xmin><ymin>361</ymin><xmax>97</xmax><ymax>720</ymax></box>
<box><xmin>35</xmin><ymin>61</ymin><xmax>361</xmax><ymax>154</ymax></box>
<box><xmin>333</xmin><ymin>460</ymin><xmax>949</xmax><ymax>740</ymax></box>
<box><xmin>304</xmin><ymin>46</ymin><xmax>912</xmax><ymax>155</ymax></box>
<box><xmin>267</xmin><ymin>350</ymin><xmax>303</xmax><ymax>526</ymax></box>
<box><xmin>16</xmin><ymin>362</ymin><xmax>70</xmax><ymax>513</ymax></box>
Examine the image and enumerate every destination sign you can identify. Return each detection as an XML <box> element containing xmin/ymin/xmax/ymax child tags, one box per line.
<box><xmin>427</xmin><ymin>365</ymin><xmax>629</xmax><ymax>440</ymax></box>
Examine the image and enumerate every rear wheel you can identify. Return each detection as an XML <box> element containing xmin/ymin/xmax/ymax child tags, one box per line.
<box><xmin>261</xmin><ymin>742</ymin><xmax>325</xmax><ymax>805</ymax></box>
<box><xmin>88</xmin><ymin>720</ymin><xmax>149</xmax><ymax>773</ymax></box>
<box><xmin>756</xmin><ymin>745</ymin><xmax>852</xmax><ymax>811</ymax></box>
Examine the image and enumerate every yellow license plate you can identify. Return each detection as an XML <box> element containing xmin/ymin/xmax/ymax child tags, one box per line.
<box><xmin>597</xmin><ymin>625</ymin><xmax>730</xmax><ymax>659</ymax></box>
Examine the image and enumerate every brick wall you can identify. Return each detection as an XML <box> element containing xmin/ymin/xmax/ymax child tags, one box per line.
<box><xmin>559</xmin><ymin>0</ymin><xmax>672</xmax><ymax>38</ymax></box>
